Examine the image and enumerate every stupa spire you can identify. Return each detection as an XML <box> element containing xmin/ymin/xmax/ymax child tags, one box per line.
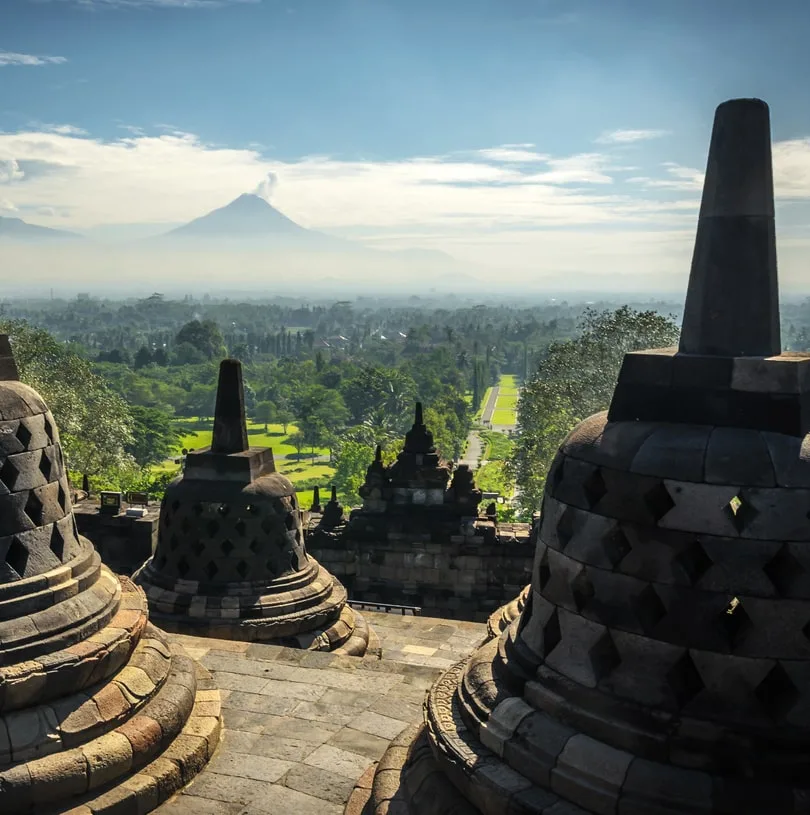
<box><xmin>679</xmin><ymin>98</ymin><xmax>780</xmax><ymax>357</ymax></box>
<box><xmin>0</xmin><ymin>334</ymin><xmax>19</xmax><ymax>381</ymax></box>
<box><xmin>210</xmin><ymin>358</ymin><xmax>249</xmax><ymax>454</ymax></box>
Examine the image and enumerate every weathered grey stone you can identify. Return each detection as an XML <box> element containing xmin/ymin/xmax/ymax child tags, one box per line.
<box><xmin>619</xmin><ymin>758</ymin><xmax>712</xmax><ymax>814</ymax></box>
<box><xmin>133</xmin><ymin>358</ymin><xmax>370</xmax><ymax>655</ymax></box>
<box><xmin>630</xmin><ymin>424</ymin><xmax>712</xmax><ymax>482</ymax></box>
<box><xmin>0</xmin><ymin>337</ymin><xmax>219</xmax><ymax>815</ymax></box>
<box><xmin>680</xmin><ymin>99</ymin><xmax>778</xmax><ymax>357</ymax></box>
<box><xmin>551</xmin><ymin>734</ymin><xmax>633</xmax><ymax>815</ymax></box>
<box><xmin>353</xmin><ymin>99</ymin><xmax>810</xmax><ymax>815</ymax></box>
<box><xmin>704</xmin><ymin>428</ymin><xmax>775</xmax><ymax>486</ymax></box>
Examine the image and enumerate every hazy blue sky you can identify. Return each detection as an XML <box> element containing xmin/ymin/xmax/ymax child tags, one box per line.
<box><xmin>2</xmin><ymin>0</ymin><xmax>810</xmax><ymax>289</ymax></box>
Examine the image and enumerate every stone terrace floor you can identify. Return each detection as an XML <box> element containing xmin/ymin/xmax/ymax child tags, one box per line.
<box><xmin>155</xmin><ymin>611</ymin><xmax>487</xmax><ymax>815</ymax></box>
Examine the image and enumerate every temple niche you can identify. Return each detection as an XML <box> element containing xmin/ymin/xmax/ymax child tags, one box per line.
<box><xmin>0</xmin><ymin>337</ymin><xmax>220</xmax><ymax>814</ymax></box>
<box><xmin>134</xmin><ymin>358</ymin><xmax>373</xmax><ymax>656</ymax></box>
<box><xmin>307</xmin><ymin>404</ymin><xmax>534</xmax><ymax>619</ymax></box>
<box><xmin>355</xmin><ymin>98</ymin><xmax>810</xmax><ymax>813</ymax></box>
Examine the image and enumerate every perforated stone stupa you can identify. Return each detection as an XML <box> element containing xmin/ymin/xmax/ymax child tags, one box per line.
<box><xmin>134</xmin><ymin>358</ymin><xmax>373</xmax><ymax>655</ymax></box>
<box><xmin>0</xmin><ymin>336</ymin><xmax>220</xmax><ymax>814</ymax></box>
<box><xmin>356</xmin><ymin>99</ymin><xmax>810</xmax><ymax>814</ymax></box>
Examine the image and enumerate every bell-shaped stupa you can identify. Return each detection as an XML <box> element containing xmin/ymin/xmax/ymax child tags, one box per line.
<box><xmin>134</xmin><ymin>359</ymin><xmax>372</xmax><ymax>655</ymax></box>
<box><xmin>357</xmin><ymin>99</ymin><xmax>810</xmax><ymax>813</ymax></box>
<box><xmin>0</xmin><ymin>336</ymin><xmax>220</xmax><ymax>814</ymax></box>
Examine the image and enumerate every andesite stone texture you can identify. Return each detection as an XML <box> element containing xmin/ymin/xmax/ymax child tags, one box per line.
<box><xmin>356</xmin><ymin>99</ymin><xmax>810</xmax><ymax>813</ymax></box>
<box><xmin>134</xmin><ymin>358</ymin><xmax>373</xmax><ymax>656</ymax></box>
<box><xmin>0</xmin><ymin>336</ymin><xmax>220</xmax><ymax>814</ymax></box>
<box><xmin>306</xmin><ymin>405</ymin><xmax>532</xmax><ymax>620</ymax></box>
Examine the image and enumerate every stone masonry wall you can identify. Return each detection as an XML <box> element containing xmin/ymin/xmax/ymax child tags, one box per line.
<box><xmin>307</xmin><ymin>523</ymin><xmax>533</xmax><ymax>621</ymax></box>
<box><xmin>73</xmin><ymin>500</ymin><xmax>159</xmax><ymax>574</ymax></box>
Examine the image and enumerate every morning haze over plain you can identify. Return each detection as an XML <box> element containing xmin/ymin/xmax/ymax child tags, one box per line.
<box><xmin>2</xmin><ymin>0</ymin><xmax>810</xmax><ymax>296</ymax></box>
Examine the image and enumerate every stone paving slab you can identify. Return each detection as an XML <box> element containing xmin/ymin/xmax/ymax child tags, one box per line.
<box><xmin>155</xmin><ymin>611</ymin><xmax>487</xmax><ymax>814</ymax></box>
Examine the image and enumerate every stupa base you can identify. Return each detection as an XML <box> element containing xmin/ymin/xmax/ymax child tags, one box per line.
<box><xmin>1</xmin><ymin>578</ymin><xmax>221</xmax><ymax>815</ymax></box>
<box><xmin>355</xmin><ymin>623</ymin><xmax>810</xmax><ymax>814</ymax></box>
<box><xmin>135</xmin><ymin>560</ymin><xmax>376</xmax><ymax>656</ymax></box>
<box><xmin>486</xmin><ymin>585</ymin><xmax>530</xmax><ymax>641</ymax></box>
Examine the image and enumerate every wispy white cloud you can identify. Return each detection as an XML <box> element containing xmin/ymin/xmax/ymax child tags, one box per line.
<box><xmin>596</xmin><ymin>128</ymin><xmax>668</xmax><ymax>145</ymax></box>
<box><xmin>474</xmin><ymin>147</ymin><xmax>549</xmax><ymax>163</ymax></box>
<box><xmin>627</xmin><ymin>162</ymin><xmax>704</xmax><ymax>191</ymax></box>
<box><xmin>2</xmin><ymin>123</ymin><xmax>810</xmax><ymax>285</ymax></box>
<box><xmin>0</xmin><ymin>159</ymin><xmax>25</xmax><ymax>183</ymax></box>
<box><xmin>0</xmin><ymin>51</ymin><xmax>67</xmax><ymax>67</ymax></box>
<box><xmin>27</xmin><ymin>122</ymin><xmax>90</xmax><ymax>136</ymax></box>
<box><xmin>48</xmin><ymin>124</ymin><xmax>89</xmax><ymax>136</ymax></box>
<box><xmin>0</xmin><ymin>128</ymin><xmax>649</xmax><ymax>234</ymax></box>
<box><xmin>773</xmin><ymin>139</ymin><xmax>810</xmax><ymax>198</ymax></box>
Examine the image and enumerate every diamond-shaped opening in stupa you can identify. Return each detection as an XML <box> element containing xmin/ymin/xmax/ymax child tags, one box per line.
<box><xmin>5</xmin><ymin>536</ymin><xmax>29</xmax><ymax>578</ymax></box>
<box><xmin>39</xmin><ymin>449</ymin><xmax>52</xmax><ymax>481</ymax></box>
<box><xmin>15</xmin><ymin>421</ymin><xmax>32</xmax><ymax>449</ymax></box>
<box><xmin>755</xmin><ymin>662</ymin><xmax>800</xmax><ymax>722</ymax></box>
<box><xmin>0</xmin><ymin>457</ymin><xmax>18</xmax><ymax>491</ymax></box>
<box><xmin>722</xmin><ymin>596</ymin><xmax>753</xmax><ymax>650</ymax></box>
<box><xmin>542</xmin><ymin>608</ymin><xmax>562</xmax><ymax>656</ymax></box>
<box><xmin>644</xmin><ymin>481</ymin><xmax>675</xmax><ymax>525</ymax></box>
<box><xmin>50</xmin><ymin>524</ymin><xmax>65</xmax><ymax>561</ymax></box>
<box><xmin>24</xmin><ymin>490</ymin><xmax>44</xmax><ymax>526</ymax></box>
<box><xmin>725</xmin><ymin>492</ymin><xmax>759</xmax><ymax>534</ymax></box>
<box><xmin>582</xmin><ymin>468</ymin><xmax>607</xmax><ymax>509</ymax></box>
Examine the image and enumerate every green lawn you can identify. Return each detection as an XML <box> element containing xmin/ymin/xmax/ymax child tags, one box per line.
<box><xmin>489</xmin><ymin>375</ymin><xmax>519</xmax><ymax>426</ymax></box>
<box><xmin>157</xmin><ymin>417</ymin><xmax>336</xmax><ymax>494</ymax></box>
<box><xmin>496</xmin><ymin>394</ymin><xmax>518</xmax><ymax>410</ymax></box>
<box><xmin>175</xmin><ymin>418</ymin><xmax>328</xmax><ymax>462</ymax></box>
<box><xmin>492</xmin><ymin>408</ymin><xmax>517</xmax><ymax>426</ymax></box>
<box><xmin>498</xmin><ymin>374</ymin><xmax>519</xmax><ymax>395</ymax></box>
<box><xmin>481</xmin><ymin>430</ymin><xmax>514</xmax><ymax>461</ymax></box>
<box><xmin>475</xmin><ymin>460</ymin><xmax>514</xmax><ymax>497</ymax></box>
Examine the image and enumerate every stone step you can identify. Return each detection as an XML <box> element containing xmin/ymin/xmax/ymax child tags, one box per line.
<box><xmin>1</xmin><ymin>650</ymin><xmax>221</xmax><ymax>814</ymax></box>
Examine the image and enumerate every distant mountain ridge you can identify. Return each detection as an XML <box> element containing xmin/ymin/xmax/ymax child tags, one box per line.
<box><xmin>1</xmin><ymin>195</ymin><xmax>462</xmax><ymax>271</ymax></box>
<box><xmin>157</xmin><ymin>194</ymin><xmax>459</xmax><ymax>265</ymax></box>
<box><xmin>0</xmin><ymin>216</ymin><xmax>81</xmax><ymax>242</ymax></box>
<box><xmin>157</xmin><ymin>193</ymin><xmax>348</xmax><ymax>251</ymax></box>
<box><xmin>164</xmin><ymin>193</ymin><xmax>312</xmax><ymax>239</ymax></box>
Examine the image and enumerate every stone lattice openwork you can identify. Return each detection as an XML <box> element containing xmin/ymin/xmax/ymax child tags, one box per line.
<box><xmin>135</xmin><ymin>359</ymin><xmax>372</xmax><ymax>655</ymax></box>
<box><xmin>0</xmin><ymin>336</ymin><xmax>221</xmax><ymax>814</ymax></box>
<box><xmin>356</xmin><ymin>99</ymin><xmax>810</xmax><ymax>813</ymax></box>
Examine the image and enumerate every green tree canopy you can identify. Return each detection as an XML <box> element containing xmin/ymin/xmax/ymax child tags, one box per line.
<box><xmin>174</xmin><ymin>319</ymin><xmax>226</xmax><ymax>361</ymax></box>
<box><xmin>126</xmin><ymin>405</ymin><xmax>180</xmax><ymax>468</ymax></box>
<box><xmin>1</xmin><ymin>320</ymin><xmax>135</xmax><ymax>480</ymax></box>
<box><xmin>511</xmin><ymin>306</ymin><xmax>680</xmax><ymax>516</ymax></box>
